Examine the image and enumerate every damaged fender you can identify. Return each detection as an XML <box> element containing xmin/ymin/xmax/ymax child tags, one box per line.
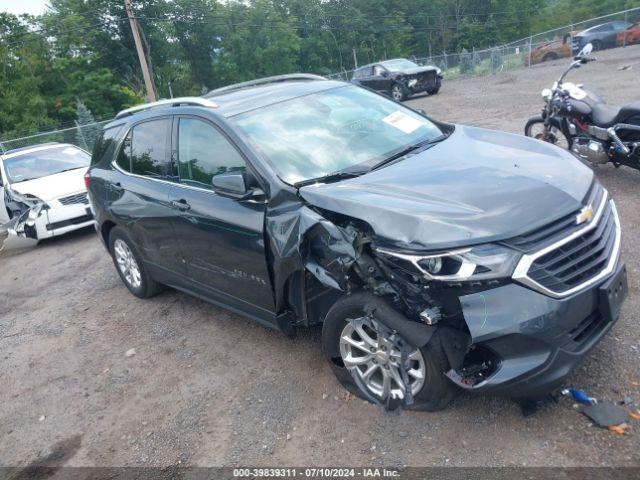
<box><xmin>265</xmin><ymin>190</ymin><xmax>358</xmax><ymax>313</ymax></box>
<box><xmin>1</xmin><ymin>189</ymin><xmax>46</xmax><ymax>251</ymax></box>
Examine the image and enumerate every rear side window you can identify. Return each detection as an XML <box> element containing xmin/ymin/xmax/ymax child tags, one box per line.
<box><xmin>130</xmin><ymin>119</ymin><xmax>171</xmax><ymax>178</ymax></box>
<box><xmin>177</xmin><ymin>117</ymin><xmax>246</xmax><ymax>190</ymax></box>
<box><xmin>91</xmin><ymin>125</ymin><xmax>123</xmax><ymax>166</ymax></box>
<box><xmin>116</xmin><ymin>131</ymin><xmax>132</xmax><ymax>172</ymax></box>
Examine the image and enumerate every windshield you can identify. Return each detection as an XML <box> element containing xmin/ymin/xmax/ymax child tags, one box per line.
<box><xmin>382</xmin><ymin>59</ymin><xmax>419</xmax><ymax>71</ymax></box>
<box><xmin>3</xmin><ymin>145</ymin><xmax>90</xmax><ymax>184</ymax></box>
<box><xmin>231</xmin><ymin>85</ymin><xmax>443</xmax><ymax>185</ymax></box>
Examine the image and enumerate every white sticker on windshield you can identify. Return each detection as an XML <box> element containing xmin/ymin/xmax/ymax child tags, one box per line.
<box><xmin>382</xmin><ymin>111</ymin><xmax>422</xmax><ymax>134</ymax></box>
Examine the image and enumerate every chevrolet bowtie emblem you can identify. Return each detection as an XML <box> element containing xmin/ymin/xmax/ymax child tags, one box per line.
<box><xmin>576</xmin><ymin>205</ymin><xmax>594</xmax><ymax>225</ymax></box>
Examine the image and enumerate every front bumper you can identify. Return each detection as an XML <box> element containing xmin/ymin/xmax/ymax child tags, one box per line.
<box><xmin>33</xmin><ymin>203</ymin><xmax>94</xmax><ymax>239</ymax></box>
<box><xmin>448</xmin><ymin>261</ymin><xmax>627</xmax><ymax>398</ymax></box>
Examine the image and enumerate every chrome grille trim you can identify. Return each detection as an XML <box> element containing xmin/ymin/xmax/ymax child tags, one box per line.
<box><xmin>512</xmin><ymin>190</ymin><xmax>621</xmax><ymax>298</ymax></box>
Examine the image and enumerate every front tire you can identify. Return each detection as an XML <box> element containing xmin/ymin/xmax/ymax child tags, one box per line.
<box><xmin>525</xmin><ymin>115</ymin><xmax>572</xmax><ymax>149</ymax></box>
<box><xmin>321</xmin><ymin>292</ymin><xmax>457</xmax><ymax>411</ymax></box>
<box><xmin>390</xmin><ymin>83</ymin><xmax>407</xmax><ymax>102</ymax></box>
<box><xmin>109</xmin><ymin>226</ymin><xmax>162</xmax><ymax>299</ymax></box>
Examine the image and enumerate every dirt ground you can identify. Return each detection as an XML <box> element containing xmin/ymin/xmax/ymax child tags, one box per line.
<box><xmin>2</xmin><ymin>44</ymin><xmax>640</xmax><ymax>469</ymax></box>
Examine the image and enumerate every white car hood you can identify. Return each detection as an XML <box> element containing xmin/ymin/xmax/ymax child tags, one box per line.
<box><xmin>9</xmin><ymin>167</ymin><xmax>88</xmax><ymax>202</ymax></box>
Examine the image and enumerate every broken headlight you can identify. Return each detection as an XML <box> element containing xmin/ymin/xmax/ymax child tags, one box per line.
<box><xmin>376</xmin><ymin>244</ymin><xmax>521</xmax><ymax>281</ymax></box>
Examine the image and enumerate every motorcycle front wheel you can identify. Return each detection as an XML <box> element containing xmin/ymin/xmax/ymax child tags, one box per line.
<box><xmin>525</xmin><ymin>116</ymin><xmax>572</xmax><ymax>150</ymax></box>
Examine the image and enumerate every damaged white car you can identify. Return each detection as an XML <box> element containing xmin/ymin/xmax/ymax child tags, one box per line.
<box><xmin>0</xmin><ymin>143</ymin><xmax>94</xmax><ymax>249</ymax></box>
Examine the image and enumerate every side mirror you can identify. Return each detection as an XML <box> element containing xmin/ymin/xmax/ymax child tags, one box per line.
<box><xmin>212</xmin><ymin>172</ymin><xmax>247</xmax><ymax>197</ymax></box>
<box><xmin>212</xmin><ymin>171</ymin><xmax>266</xmax><ymax>201</ymax></box>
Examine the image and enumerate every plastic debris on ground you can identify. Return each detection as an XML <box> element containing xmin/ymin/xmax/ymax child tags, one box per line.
<box><xmin>560</xmin><ymin>386</ymin><xmax>640</xmax><ymax>435</ymax></box>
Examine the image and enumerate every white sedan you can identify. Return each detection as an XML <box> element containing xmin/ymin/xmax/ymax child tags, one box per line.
<box><xmin>0</xmin><ymin>143</ymin><xmax>94</xmax><ymax>248</ymax></box>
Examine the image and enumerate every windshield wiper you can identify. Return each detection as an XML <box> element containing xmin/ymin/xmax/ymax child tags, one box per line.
<box><xmin>294</xmin><ymin>169</ymin><xmax>367</xmax><ymax>188</ymax></box>
<box><xmin>371</xmin><ymin>133</ymin><xmax>449</xmax><ymax>171</ymax></box>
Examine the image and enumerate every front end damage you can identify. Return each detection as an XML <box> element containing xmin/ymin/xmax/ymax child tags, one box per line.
<box><xmin>265</xmin><ymin>187</ymin><xmax>626</xmax><ymax>410</ymax></box>
<box><xmin>401</xmin><ymin>69</ymin><xmax>442</xmax><ymax>94</ymax></box>
<box><xmin>1</xmin><ymin>190</ymin><xmax>45</xmax><ymax>250</ymax></box>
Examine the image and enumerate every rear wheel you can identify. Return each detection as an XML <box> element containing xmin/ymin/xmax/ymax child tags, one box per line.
<box><xmin>591</xmin><ymin>40</ymin><xmax>603</xmax><ymax>51</ymax></box>
<box><xmin>525</xmin><ymin>116</ymin><xmax>572</xmax><ymax>150</ymax></box>
<box><xmin>109</xmin><ymin>226</ymin><xmax>162</xmax><ymax>299</ymax></box>
<box><xmin>321</xmin><ymin>292</ymin><xmax>457</xmax><ymax>411</ymax></box>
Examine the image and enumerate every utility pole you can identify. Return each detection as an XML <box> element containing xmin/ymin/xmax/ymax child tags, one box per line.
<box><xmin>124</xmin><ymin>0</ymin><xmax>156</xmax><ymax>102</ymax></box>
<box><xmin>352</xmin><ymin>48</ymin><xmax>358</xmax><ymax>69</ymax></box>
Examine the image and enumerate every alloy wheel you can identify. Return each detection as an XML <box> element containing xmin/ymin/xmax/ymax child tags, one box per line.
<box><xmin>391</xmin><ymin>86</ymin><xmax>403</xmax><ymax>101</ymax></box>
<box><xmin>114</xmin><ymin>239</ymin><xmax>142</xmax><ymax>289</ymax></box>
<box><xmin>339</xmin><ymin>315</ymin><xmax>426</xmax><ymax>401</ymax></box>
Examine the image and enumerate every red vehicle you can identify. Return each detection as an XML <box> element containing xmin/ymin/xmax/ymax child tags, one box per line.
<box><xmin>617</xmin><ymin>21</ymin><xmax>640</xmax><ymax>46</ymax></box>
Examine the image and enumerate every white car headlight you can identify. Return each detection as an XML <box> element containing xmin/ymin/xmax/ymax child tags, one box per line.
<box><xmin>376</xmin><ymin>244</ymin><xmax>521</xmax><ymax>281</ymax></box>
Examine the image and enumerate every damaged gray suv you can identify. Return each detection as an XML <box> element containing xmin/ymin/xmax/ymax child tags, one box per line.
<box><xmin>87</xmin><ymin>74</ymin><xmax>627</xmax><ymax>411</ymax></box>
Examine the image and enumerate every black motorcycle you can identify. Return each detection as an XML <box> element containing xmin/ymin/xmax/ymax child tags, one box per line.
<box><xmin>525</xmin><ymin>43</ymin><xmax>640</xmax><ymax>169</ymax></box>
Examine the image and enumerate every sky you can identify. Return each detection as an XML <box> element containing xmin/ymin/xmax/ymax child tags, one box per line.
<box><xmin>1</xmin><ymin>0</ymin><xmax>49</xmax><ymax>16</ymax></box>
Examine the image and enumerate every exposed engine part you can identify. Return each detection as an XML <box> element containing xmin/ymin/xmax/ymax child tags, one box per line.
<box><xmin>419</xmin><ymin>306</ymin><xmax>441</xmax><ymax>325</ymax></box>
<box><xmin>572</xmin><ymin>138</ymin><xmax>608</xmax><ymax>164</ymax></box>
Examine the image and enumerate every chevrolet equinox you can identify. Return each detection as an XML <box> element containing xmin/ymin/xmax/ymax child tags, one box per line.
<box><xmin>87</xmin><ymin>74</ymin><xmax>627</xmax><ymax>411</ymax></box>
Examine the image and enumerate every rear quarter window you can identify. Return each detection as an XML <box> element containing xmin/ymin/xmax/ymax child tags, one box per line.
<box><xmin>91</xmin><ymin>125</ymin><xmax>124</xmax><ymax>166</ymax></box>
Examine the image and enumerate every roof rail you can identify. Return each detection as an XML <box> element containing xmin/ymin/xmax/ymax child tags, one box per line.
<box><xmin>115</xmin><ymin>97</ymin><xmax>219</xmax><ymax>120</ymax></box>
<box><xmin>204</xmin><ymin>73</ymin><xmax>327</xmax><ymax>98</ymax></box>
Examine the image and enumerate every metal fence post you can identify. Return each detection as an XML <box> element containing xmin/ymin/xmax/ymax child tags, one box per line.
<box><xmin>75</xmin><ymin>121</ymin><xmax>89</xmax><ymax>151</ymax></box>
<box><xmin>624</xmin><ymin>11</ymin><xmax>628</xmax><ymax>47</ymax></box>
<box><xmin>528</xmin><ymin>35</ymin><xmax>532</xmax><ymax>67</ymax></box>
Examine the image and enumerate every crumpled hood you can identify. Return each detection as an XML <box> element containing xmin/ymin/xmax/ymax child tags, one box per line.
<box><xmin>9</xmin><ymin>167</ymin><xmax>88</xmax><ymax>202</ymax></box>
<box><xmin>300</xmin><ymin>125</ymin><xmax>594</xmax><ymax>251</ymax></box>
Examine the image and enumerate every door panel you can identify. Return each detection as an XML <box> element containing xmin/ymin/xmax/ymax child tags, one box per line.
<box><xmin>170</xmin><ymin>116</ymin><xmax>275</xmax><ymax>313</ymax></box>
<box><xmin>108</xmin><ymin>118</ymin><xmax>185</xmax><ymax>275</ymax></box>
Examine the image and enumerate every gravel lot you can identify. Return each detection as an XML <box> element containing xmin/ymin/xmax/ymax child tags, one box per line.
<box><xmin>1</xmin><ymin>44</ymin><xmax>640</xmax><ymax>469</ymax></box>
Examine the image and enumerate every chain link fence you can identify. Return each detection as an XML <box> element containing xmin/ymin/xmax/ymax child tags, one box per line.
<box><xmin>327</xmin><ymin>6</ymin><xmax>640</xmax><ymax>82</ymax></box>
<box><xmin>0</xmin><ymin>120</ymin><xmax>112</xmax><ymax>154</ymax></box>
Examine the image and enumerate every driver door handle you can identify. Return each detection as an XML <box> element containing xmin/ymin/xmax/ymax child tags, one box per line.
<box><xmin>170</xmin><ymin>199</ymin><xmax>191</xmax><ymax>211</ymax></box>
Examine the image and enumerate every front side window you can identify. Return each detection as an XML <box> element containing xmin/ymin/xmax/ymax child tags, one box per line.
<box><xmin>130</xmin><ymin>119</ymin><xmax>171</xmax><ymax>178</ymax></box>
<box><xmin>3</xmin><ymin>145</ymin><xmax>90</xmax><ymax>184</ymax></box>
<box><xmin>231</xmin><ymin>85</ymin><xmax>443</xmax><ymax>185</ymax></box>
<box><xmin>177</xmin><ymin>117</ymin><xmax>246</xmax><ymax>190</ymax></box>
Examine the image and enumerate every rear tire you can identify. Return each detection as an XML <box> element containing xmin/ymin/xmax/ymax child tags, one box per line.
<box><xmin>427</xmin><ymin>86</ymin><xmax>441</xmax><ymax>95</ymax></box>
<box><xmin>321</xmin><ymin>292</ymin><xmax>457</xmax><ymax>411</ymax></box>
<box><xmin>591</xmin><ymin>40</ymin><xmax>603</xmax><ymax>51</ymax></box>
<box><xmin>109</xmin><ymin>226</ymin><xmax>162</xmax><ymax>299</ymax></box>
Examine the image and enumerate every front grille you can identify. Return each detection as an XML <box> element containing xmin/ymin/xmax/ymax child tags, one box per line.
<box><xmin>527</xmin><ymin>199</ymin><xmax>616</xmax><ymax>292</ymax></box>
<box><xmin>59</xmin><ymin>192</ymin><xmax>89</xmax><ymax>205</ymax></box>
<box><xmin>512</xmin><ymin>184</ymin><xmax>620</xmax><ymax>297</ymax></box>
